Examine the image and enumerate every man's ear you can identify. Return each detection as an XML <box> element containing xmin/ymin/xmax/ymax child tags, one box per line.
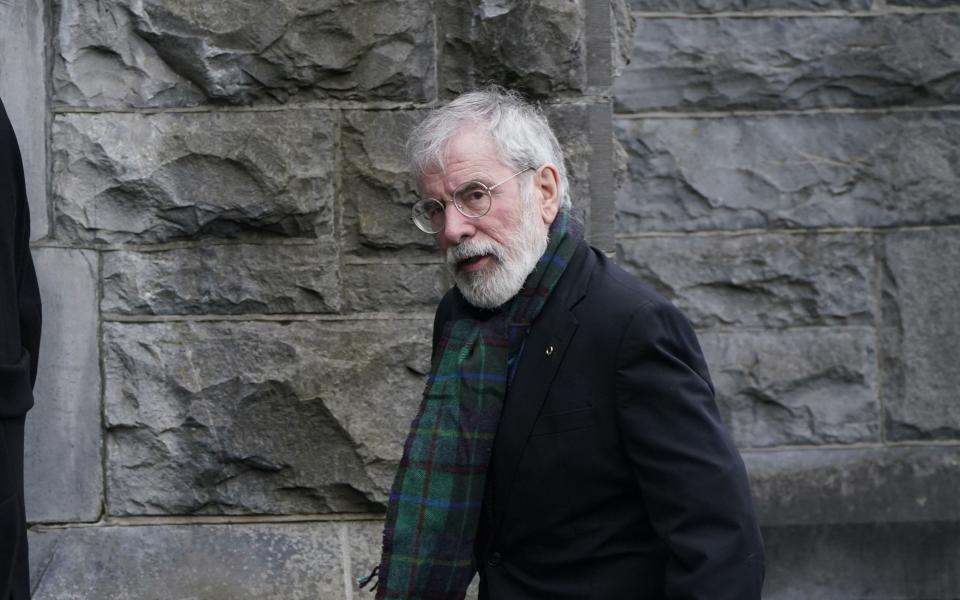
<box><xmin>535</xmin><ymin>163</ymin><xmax>561</xmax><ymax>226</ymax></box>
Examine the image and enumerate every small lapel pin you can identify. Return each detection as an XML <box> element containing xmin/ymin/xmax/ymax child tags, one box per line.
<box><xmin>545</xmin><ymin>345</ymin><xmax>554</xmax><ymax>356</ymax></box>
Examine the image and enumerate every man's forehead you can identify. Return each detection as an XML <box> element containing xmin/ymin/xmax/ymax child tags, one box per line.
<box><xmin>418</xmin><ymin>129</ymin><xmax>506</xmax><ymax>190</ymax></box>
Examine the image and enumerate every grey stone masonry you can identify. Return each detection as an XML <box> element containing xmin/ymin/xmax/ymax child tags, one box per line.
<box><xmin>0</xmin><ymin>0</ymin><xmax>48</xmax><ymax>239</ymax></box>
<box><xmin>616</xmin><ymin>15</ymin><xmax>960</xmax><ymax>113</ymax></box>
<box><xmin>24</xmin><ymin>249</ymin><xmax>102</xmax><ymax>523</ymax></box>
<box><xmin>52</xmin><ymin>0</ymin><xmax>436</xmax><ymax>108</ymax></box>
<box><xmin>701</xmin><ymin>328</ymin><xmax>879</xmax><ymax>448</ymax></box>
<box><xmin>438</xmin><ymin>0</ymin><xmax>587</xmax><ymax>98</ymax></box>
<box><xmin>10</xmin><ymin>0</ymin><xmax>958</xmax><ymax>595</ymax></box>
<box><xmin>615</xmin><ymin>112</ymin><xmax>960</xmax><ymax>233</ymax></box>
<box><xmin>746</xmin><ymin>446</ymin><xmax>960</xmax><ymax>526</ymax></box>
<box><xmin>102</xmin><ymin>318</ymin><xmax>431</xmax><ymax>516</ymax></box>
<box><xmin>53</xmin><ymin>110</ymin><xmax>336</xmax><ymax>244</ymax></box>
<box><xmin>102</xmin><ymin>242</ymin><xmax>341</xmax><ymax>315</ymax></box>
<box><xmin>29</xmin><ymin>521</ymin><xmax>350</xmax><ymax>599</ymax></box>
<box><xmin>629</xmin><ymin>0</ymin><xmax>872</xmax><ymax>11</ymax></box>
<box><xmin>761</xmin><ymin>522</ymin><xmax>960</xmax><ymax>600</ymax></box>
<box><xmin>881</xmin><ymin>227</ymin><xmax>960</xmax><ymax>441</ymax></box>
<box><xmin>617</xmin><ymin>232</ymin><xmax>877</xmax><ymax>329</ymax></box>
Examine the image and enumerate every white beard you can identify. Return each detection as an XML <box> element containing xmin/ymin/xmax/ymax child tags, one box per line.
<box><xmin>445</xmin><ymin>198</ymin><xmax>549</xmax><ymax>310</ymax></box>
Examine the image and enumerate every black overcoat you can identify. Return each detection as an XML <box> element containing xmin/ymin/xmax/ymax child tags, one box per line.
<box><xmin>0</xmin><ymin>97</ymin><xmax>41</xmax><ymax>600</ymax></box>
<box><xmin>433</xmin><ymin>241</ymin><xmax>764</xmax><ymax>599</ymax></box>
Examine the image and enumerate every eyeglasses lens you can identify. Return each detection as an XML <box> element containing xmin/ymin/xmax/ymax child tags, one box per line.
<box><xmin>412</xmin><ymin>199</ymin><xmax>445</xmax><ymax>234</ymax></box>
<box><xmin>453</xmin><ymin>184</ymin><xmax>492</xmax><ymax>217</ymax></box>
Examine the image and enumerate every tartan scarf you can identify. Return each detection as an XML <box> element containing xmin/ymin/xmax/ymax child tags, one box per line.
<box><xmin>371</xmin><ymin>211</ymin><xmax>583</xmax><ymax>599</ymax></box>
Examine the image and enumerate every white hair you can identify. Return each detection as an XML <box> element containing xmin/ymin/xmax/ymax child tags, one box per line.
<box><xmin>407</xmin><ymin>87</ymin><xmax>572</xmax><ymax>210</ymax></box>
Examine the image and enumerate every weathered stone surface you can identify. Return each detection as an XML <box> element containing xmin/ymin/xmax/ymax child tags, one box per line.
<box><xmin>343</xmin><ymin>261</ymin><xmax>449</xmax><ymax>313</ymax></box>
<box><xmin>103</xmin><ymin>318</ymin><xmax>431</xmax><ymax>515</ymax></box>
<box><xmin>53</xmin><ymin>0</ymin><xmax>435</xmax><ymax>108</ymax></box>
<box><xmin>618</xmin><ymin>232</ymin><xmax>876</xmax><ymax>329</ymax></box>
<box><xmin>616</xmin><ymin>15</ymin><xmax>960</xmax><ymax>112</ymax></box>
<box><xmin>700</xmin><ymin>328</ymin><xmax>879</xmax><ymax>448</ymax></box>
<box><xmin>347</xmin><ymin>520</ymin><xmax>480</xmax><ymax>599</ymax></box>
<box><xmin>762</xmin><ymin>522</ymin><xmax>960</xmax><ymax>600</ymax></box>
<box><xmin>341</xmin><ymin>106</ymin><xmax>594</xmax><ymax>256</ymax></box>
<box><xmin>102</xmin><ymin>242</ymin><xmax>341</xmax><ymax>315</ymax></box>
<box><xmin>0</xmin><ymin>0</ymin><xmax>48</xmax><ymax>240</ymax></box>
<box><xmin>29</xmin><ymin>522</ymin><xmax>345</xmax><ymax>599</ymax></box>
<box><xmin>24</xmin><ymin>248</ymin><xmax>102</xmax><ymax>523</ymax></box>
<box><xmin>629</xmin><ymin>0</ymin><xmax>871</xmax><ymax>12</ymax></box>
<box><xmin>544</xmin><ymin>103</ymin><xmax>595</xmax><ymax>232</ymax></box>
<box><xmin>889</xmin><ymin>0</ymin><xmax>960</xmax><ymax>6</ymax></box>
<box><xmin>881</xmin><ymin>228</ymin><xmax>960</xmax><ymax>441</ymax></box>
<box><xmin>612</xmin><ymin>0</ymin><xmax>636</xmax><ymax>80</ymax></box>
<box><xmin>615</xmin><ymin>112</ymin><xmax>960</xmax><ymax>233</ymax></box>
<box><xmin>53</xmin><ymin>110</ymin><xmax>335</xmax><ymax>244</ymax></box>
<box><xmin>340</xmin><ymin>110</ymin><xmax>432</xmax><ymax>257</ymax></box>
<box><xmin>745</xmin><ymin>446</ymin><xmax>960</xmax><ymax>526</ymax></box>
<box><xmin>439</xmin><ymin>0</ymin><xmax>586</xmax><ymax>98</ymax></box>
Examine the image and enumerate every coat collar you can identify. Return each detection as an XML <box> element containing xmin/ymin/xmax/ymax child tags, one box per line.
<box><xmin>489</xmin><ymin>240</ymin><xmax>595</xmax><ymax>533</ymax></box>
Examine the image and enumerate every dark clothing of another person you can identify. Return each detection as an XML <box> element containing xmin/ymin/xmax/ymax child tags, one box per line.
<box><xmin>0</xmin><ymin>97</ymin><xmax>41</xmax><ymax>600</ymax></box>
<box><xmin>434</xmin><ymin>242</ymin><xmax>764</xmax><ymax>599</ymax></box>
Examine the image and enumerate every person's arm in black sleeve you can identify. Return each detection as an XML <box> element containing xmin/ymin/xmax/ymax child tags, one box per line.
<box><xmin>0</xmin><ymin>97</ymin><xmax>41</xmax><ymax>417</ymax></box>
<box><xmin>614</xmin><ymin>300</ymin><xmax>764</xmax><ymax>600</ymax></box>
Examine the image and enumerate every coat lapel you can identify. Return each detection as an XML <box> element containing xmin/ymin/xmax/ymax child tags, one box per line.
<box><xmin>490</xmin><ymin>242</ymin><xmax>595</xmax><ymax>535</ymax></box>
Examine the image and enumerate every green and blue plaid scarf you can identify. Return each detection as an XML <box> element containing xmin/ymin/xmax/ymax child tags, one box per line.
<box><xmin>370</xmin><ymin>211</ymin><xmax>583</xmax><ymax>599</ymax></box>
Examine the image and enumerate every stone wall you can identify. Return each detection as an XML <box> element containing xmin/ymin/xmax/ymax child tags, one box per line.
<box><xmin>0</xmin><ymin>0</ymin><xmax>957</xmax><ymax>598</ymax></box>
<box><xmin>613</xmin><ymin>0</ymin><xmax>960</xmax><ymax>598</ymax></box>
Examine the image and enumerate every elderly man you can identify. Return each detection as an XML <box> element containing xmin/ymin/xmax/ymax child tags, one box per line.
<box><xmin>0</xmin><ymin>97</ymin><xmax>41</xmax><ymax>600</ymax></box>
<box><xmin>371</xmin><ymin>88</ymin><xmax>764</xmax><ymax>599</ymax></box>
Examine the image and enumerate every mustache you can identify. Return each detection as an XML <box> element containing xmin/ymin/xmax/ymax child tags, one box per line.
<box><xmin>446</xmin><ymin>239</ymin><xmax>504</xmax><ymax>266</ymax></box>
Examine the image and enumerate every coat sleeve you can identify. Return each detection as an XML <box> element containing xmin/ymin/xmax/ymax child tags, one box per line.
<box><xmin>614</xmin><ymin>300</ymin><xmax>764</xmax><ymax>600</ymax></box>
<box><xmin>0</xmin><ymin>97</ymin><xmax>41</xmax><ymax>417</ymax></box>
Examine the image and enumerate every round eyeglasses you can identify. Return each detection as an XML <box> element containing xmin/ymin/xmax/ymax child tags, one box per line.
<box><xmin>411</xmin><ymin>167</ymin><xmax>534</xmax><ymax>234</ymax></box>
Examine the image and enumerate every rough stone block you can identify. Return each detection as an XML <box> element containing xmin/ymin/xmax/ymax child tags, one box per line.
<box><xmin>615</xmin><ymin>112</ymin><xmax>960</xmax><ymax>233</ymax></box>
<box><xmin>53</xmin><ymin>0</ymin><xmax>436</xmax><ymax>108</ymax></box>
<box><xmin>629</xmin><ymin>0</ymin><xmax>871</xmax><ymax>10</ymax></box>
<box><xmin>617</xmin><ymin>232</ymin><xmax>876</xmax><ymax>329</ymax></box>
<box><xmin>342</xmin><ymin>261</ymin><xmax>449</xmax><ymax>313</ymax></box>
<box><xmin>745</xmin><ymin>446</ymin><xmax>960</xmax><ymax>526</ymax></box>
<box><xmin>543</xmin><ymin>103</ymin><xmax>597</xmax><ymax>238</ymax></box>
<box><xmin>24</xmin><ymin>248</ymin><xmax>102</xmax><ymax>523</ymax></box>
<box><xmin>881</xmin><ymin>228</ymin><xmax>960</xmax><ymax>441</ymax></box>
<box><xmin>0</xmin><ymin>0</ymin><xmax>48</xmax><ymax>240</ymax></box>
<box><xmin>29</xmin><ymin>521</ymin><xmax>346</xmax><ymax>599</ymax></box>
<box><xmin>615</xmin><ymin>15</ymin><xmax>960</xmax><ymax>112</ymax></box>
<box><xmin>762</xmin><ymin>522</ymin><xmax>960</xmax><ymax>600</ymax></box>
<box><xmin>340</xmin><ymin>110</ymin><xmax>433</xmax><ymax>257</ymax></box>
<box><xmin>53</xmin><ymin>110</ymin><xmax>335</xmax><ymax>244</ymax></box>
<box><xmin>102</xmin><ymin>242</ymin><xmax>341</xmax><ymax>315</ymax></box>
<box><xmin>102</xmin><ymin>317</ymin><xmax>432</xmax><ymax>515</ymax></box>
<box><xmin>438</xmin><ymin>0</ymin><xmax>586</xmax><ymax>98</ymax></box>
<box><xmin>700</xmin><ymin>328</ymin><xmax>879</xmax><ymax>448</ymax></box>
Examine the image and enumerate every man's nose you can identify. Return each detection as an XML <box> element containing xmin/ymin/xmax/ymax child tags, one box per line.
<box><xmin>439</xmin><ymin>204</ymin><xmax>475</xmax><ymax>246</ymax></box>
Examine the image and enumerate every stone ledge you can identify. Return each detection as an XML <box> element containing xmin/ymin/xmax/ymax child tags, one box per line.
<box><xmin>761</xmin><ymin>521</ymin><xmax>960</xmax><ymax>600</ymax></box>
<box><xmin>28</xmin><ymin>522</ymin><xmax>347</xmax><ymax>599</ymax></box>
<box><xmin>745</xmin><ymin>446</ymin><xmax>960</xmax><ymax>526</ymax></box>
